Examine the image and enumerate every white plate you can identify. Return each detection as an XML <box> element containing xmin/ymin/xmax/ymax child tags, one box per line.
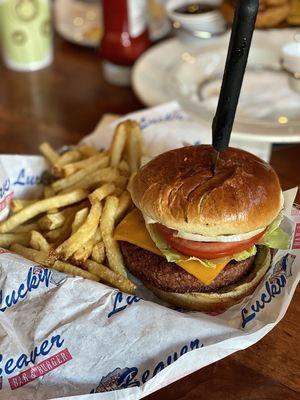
<box><xmin>133</xmin><ymin>29</ymin><xmax>300</xmax><ymax>143</ymax></box>
<box><xmin>133</xmin><ymin>36</ymin><xmax>227</xmax><ymax>106</ymax></box>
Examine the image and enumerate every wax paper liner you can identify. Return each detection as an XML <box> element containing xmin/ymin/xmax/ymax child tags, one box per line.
<box><xmin>0</xmin><ymin>103</ymin><xmax>298</xmax><ymax>400</ymax></box>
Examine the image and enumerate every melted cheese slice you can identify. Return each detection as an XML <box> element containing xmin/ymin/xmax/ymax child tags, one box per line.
<box><xmin>114</xmin><ymin>209</ymin><xmax>230</xmax><ymax>285</ymax></box>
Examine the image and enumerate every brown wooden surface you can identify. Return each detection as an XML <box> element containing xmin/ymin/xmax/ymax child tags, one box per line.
<box><xmin>0</xmin><ymin>35</ymin><xmax>299</xmax><ymax>399</ymax></box>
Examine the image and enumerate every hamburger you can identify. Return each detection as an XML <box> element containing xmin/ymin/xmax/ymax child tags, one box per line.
<box><xmin>221</xmin><ymin>0</ymin><xmax>290</xmax><ymax>28</ymax></box>
<box><xmin>114</xmin><ymin>145</ymin><xmax>290</xmax><ymax>311</ymax></box>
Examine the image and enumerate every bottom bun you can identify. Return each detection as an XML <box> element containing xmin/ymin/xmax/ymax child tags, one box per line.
<box><xmin>145</xmin><ymin>246</ymin><xmax>271</xmax><ymax>312</ymax></box>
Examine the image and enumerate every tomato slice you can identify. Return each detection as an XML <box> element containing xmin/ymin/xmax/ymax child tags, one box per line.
<box><xmin>155</xmin><ymin>224</ymin><xmax>266</xmax><ymax>259</ymax></box>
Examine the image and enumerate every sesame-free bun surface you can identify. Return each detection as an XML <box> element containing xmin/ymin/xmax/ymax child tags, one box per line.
<box><xmin>130</xmin><ymin>145</ymin><xmax>282</xmax><ymax>236</ymax></box>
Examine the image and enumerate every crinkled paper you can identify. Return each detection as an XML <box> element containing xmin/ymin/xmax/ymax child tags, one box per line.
<box><xmin>0</xmin><ymin>103</ymin><xmax>298</xmax><ymax>400</ymax></box>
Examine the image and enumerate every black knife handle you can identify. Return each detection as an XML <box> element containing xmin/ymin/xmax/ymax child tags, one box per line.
<box><xmin>212</xmin><ymin>0</ymin><xmax>258</xmax><ymax>152</ymax></box>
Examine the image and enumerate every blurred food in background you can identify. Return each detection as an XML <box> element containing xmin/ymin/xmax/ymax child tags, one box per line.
<box><xmin>221</xmin><ymin>0</ymin><xmax>300</xmax><ymax>28</ymax></box>
<box><xmin>288</xmin><ymin>0</ymin><xmax>300</xmax><ymax>25</ymax></box>
<box><xmin>52</xmin><ymin>0</ymin><xmax>300</xmax><ymax>96</ymax></box>
<box><xmin>53</xmin><ymin>1</ymin><xmax>300</xmax><ymax>54</ymax></box>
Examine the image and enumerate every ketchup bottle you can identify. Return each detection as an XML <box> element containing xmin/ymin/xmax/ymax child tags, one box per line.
<box><xmin>101</xmin><ymin>0</ymin><xmax>151</xmax><ymax>86</ymax></box>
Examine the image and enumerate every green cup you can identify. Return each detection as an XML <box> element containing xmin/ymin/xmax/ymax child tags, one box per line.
<box><xmin>0</xmin><ymin>0</ymin><xmax>53</xmax><ymax>71</ymax></box>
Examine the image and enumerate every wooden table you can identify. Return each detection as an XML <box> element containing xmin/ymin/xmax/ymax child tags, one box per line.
<box><xmin>0</xmin><ymin>36</ymin><xmax>299</xmax><ymax>399</ymax></box>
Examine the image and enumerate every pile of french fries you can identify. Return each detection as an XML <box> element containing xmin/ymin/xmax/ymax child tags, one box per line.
<box><xmin>0</xmin><ymin>120</ymin><xmax>142</xmax><ymax>294</ymax></box>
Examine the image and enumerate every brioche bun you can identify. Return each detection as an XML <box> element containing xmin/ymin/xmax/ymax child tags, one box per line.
<box><xmin>130</xmin><ymin>145</ymin><xmax>282</xmax><ymax>236</ymax></box>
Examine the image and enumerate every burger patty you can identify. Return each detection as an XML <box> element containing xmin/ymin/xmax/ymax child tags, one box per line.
<box><xmin>120</xmin><ymin>241</ymin><xmax>255</xmax><ymax>293</ymax></box>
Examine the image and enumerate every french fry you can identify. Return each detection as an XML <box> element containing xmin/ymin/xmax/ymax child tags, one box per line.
<box><xmin>110</xmin><ymin>122</ymin><xmax>127</xmax><ymax>168</ymax></box>
<box><xmin>77</xmin><ymin>144</ymin><xmax>99</xmax><ymax>158</ymax></box>
<box><xmin>91</xmin><ymin>241</ymin><xmax>105</xmax><ymax>264</ymax></box>
<box><xmin>127</xmin><ymin>172</ymin><xmax>136</xmax><ymax>192</ymax></box>
<box><xmin>115</xmin><ymin>176</ymin><xmax>128</xmax><ymax>190</ymax></box>
<box><xmin>30</xmin><ymin>231</ymin><xmax>52</xmax><ymax>252</ymax></box>
<box><xmin>71</xmin><ymin>207</ymin><xmax>89</xmax><ymax>234</ymax></box>
<box><xmin>0</xmin><ymin>189</ymin><xmax>88</xmax><ymax>233</ymax></box>
<box><xmin>125</xmin><ymin>121</ymin><xmax>143</xmax><ymax>173</ymax></box>
<box><xmin>10</xmin><ymin>244</ymin><xmax>100</xmax><ymax>282</ymax></box>
<box><xmin>85</xmin><ymin>260</ymin><xmax>136</xmax><ymax>294</ymax></box>
<box><xmin>72</xmin><ymin>245</ymin><xmax>93</xmax><ymax>264</ymax></box>
<box><xmin>44</xmin><ymin>187</ymin><xmax>60</xmax><ymax>214</ymax></box>
<box><xmin>55</xmin><ymin>149</ymin><xmax>82</xmax><ymax>166</ymax></box>
<box><xmin>45</xmin><ymin>205</ymin><xmax>81</xmax><ymax>244</ymax></box>
<box><xmin>53</xmin><ymin>260</ymin><xmax>99</xmax><ymax>281</ymax></box>
<box><xmin>45</xmin><ymin>226</ymin><xmax>69</xmax><ymax>244</ymax></box>
<box><xmin>12</xmin><ymin>222</ymin><xmax>39</xmax><ymax>233</ymax></box>
<box><xmin>95</xmin><ymin>228</ymin><xmax>102</xmax><ymax>242</ymax></box>
<box><xmin>60</xmin><ymin>168</ymin><xmax>125</xmax><ymax>194</ymax></box>
<box><xmin>43</xmin><ymin>203</ymin><xmax>85</xmax><ymax>242</ymax></box>
<box><xmin>72</xmin><ymin>229</ymin><xmax>102</xmax><ymax>263</ymax></box>
<box><xmin>39</xmin><ymin>142</ymin><xmax>60</xmax><ymax>165</ymax></box>
<box><xmin>44</xmin><ymin>186</ymin><xmax>56</xmax><ymax>198</ymax></box>
<box><xmin>88</xmin><ymin>183</ymin><xmax>115</xmax><ymax>204</ymax></box>
<box><xmin>56</xmin><ymin>202</ymin><xmax>102</xmax><ymax>260</ymax></box>
<box><xmin>11</xmin><ymin>199</ymin><xmax>35</xmax><ymax>213</ymax></box>
<box><xmin>100</xmin><ymin>196</ymin><xmax>127</xmax><ymax>277</ymax></box>
<box><xmin>11</xmin><ymin>244</ymin><xmax>50</xmax><ymax>266</ymax></box>
<box><xmin>48</xmin><ymin>208</ymin><xmax>59</xmax><ymax>214</ymax></box>
<box><xmin>52</xmin><ymin>156</ymin><xmax>109</xmax><ymax>193</ymax></box>
<box><xmin>38</xmin><ymin>211</ymin><xmax>66</xmax><ymax>231</ymax></box>
<box><xmin>0</xmin><ymin>233</ymin><xmax>30</xmax><ymax>248</ymax></box>
<box><xmin>10</xmin><ymin>244</ymin><xmax>99</xmax><ymax>281</ymax></box>
<box><xmin>115</xmin><ymin>190</ymin><xmax>132</xmax><ymax>223</ymax></box>
<box><xmin>5</xmin><ymin>121</ymin><xmax>146</xmax><ymax>292</ymax></box>
<box><xmin>113</xmin><ymin>187</ymin><xmax>123</xmax><ymax>197</ymax></box>
<box><xmin>58</xmin><ymin>153</ymin><xmax>108</xmax><ymax>178</ymax></box>
<box><xmin>118</xmin><ymin>159</ymin><xmax>130</xmax><ymax>176</ymax></box>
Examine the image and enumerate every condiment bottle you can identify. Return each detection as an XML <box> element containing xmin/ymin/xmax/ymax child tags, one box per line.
<box><xmin>100</xmin><ymin>0</ymin><xmax>151</xmax><ymax>86</ymax></box>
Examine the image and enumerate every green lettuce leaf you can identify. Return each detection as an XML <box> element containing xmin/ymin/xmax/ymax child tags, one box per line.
<box><xmin>146</xmin><ymin>211</ymin><xmax>290</xmax><ymax>271</ymax></box>
<box><xmin>232</xmin><ymin>246</ymin><xmax>257</xmax><ymax>261</ymax></box>
<box><xmin>197</xmin><ymin>246</ymin><xmax>257</xmax><ymax>268</ymax></box>
<box><xmin>146</xmin><ymin>224</ymin><xmax>257</xmax><ymax>269</ymax></box>
<box><xmin>259</xmin><ymin>213</ymin><xmax>290</xmax><ymax>249</ymax></box>
<box><xmin>146</xmin><ymin>224</ymin><xmax>187</xmax><ymax>263</ymax></box>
